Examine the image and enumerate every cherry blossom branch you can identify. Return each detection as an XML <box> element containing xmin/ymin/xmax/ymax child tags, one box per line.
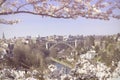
<box><xmin>0</xmin><ymin>0</ymin><xmax>120</xmax><ymax>25</ymax></box>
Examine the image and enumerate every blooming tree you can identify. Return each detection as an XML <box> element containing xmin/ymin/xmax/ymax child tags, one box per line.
<box><xmin>0</xmin><ymin>0</ymin><xmax>120</xmax><ymax>24</ymax></box>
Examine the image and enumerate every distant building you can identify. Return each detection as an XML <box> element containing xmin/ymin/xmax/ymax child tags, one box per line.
<box><xmin>0</xmin><ymin>48</ymin><xmax>7</xmax><ymax>59</ymax></box>
<box><xmin>94</xmin><ymin>39</ymin><xmax>101</xmax><ymax>46</ymax></box>
<box><xmin>117</xmin><ymin>37</ymin><xmax>120</xmax><ymax>42</ymax></box>
<box><xmin>47</xmin><ymin>36</ymin><xmax>55</xmax><ymax>42</ymax></box>
<box><xmin>55</xmin><ymin>36</ymin><xmax>64</xmax><ymax>42</ymax></box>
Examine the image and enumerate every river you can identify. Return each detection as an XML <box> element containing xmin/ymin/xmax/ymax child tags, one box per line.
<box><xmin>53</xmin><ymin>62</ymin><xmax>71</xmax><ymax>74</ymax></box>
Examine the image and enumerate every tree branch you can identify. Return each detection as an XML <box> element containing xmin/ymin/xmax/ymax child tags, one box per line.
<box><xmin>0</xmin><ymin>0</ymin><xmax>6</xmax><ymax>7</ymax></box>
<box><xmin>0</xmin><ymin>11</ymin><xmax>72</xmax><ymax>19</ymax></box>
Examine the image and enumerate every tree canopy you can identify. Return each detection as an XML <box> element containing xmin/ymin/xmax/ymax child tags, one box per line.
<box><xmin>0</xmin><ymin>0</ymin><xmax>120</xmax><ymax>24</ymax></box>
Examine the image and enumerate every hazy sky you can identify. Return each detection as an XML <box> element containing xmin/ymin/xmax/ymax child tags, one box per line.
<box><xmin>0</xmin><ymin>13</ymin><xmax>120</xmax><ymax>39</ymax></box>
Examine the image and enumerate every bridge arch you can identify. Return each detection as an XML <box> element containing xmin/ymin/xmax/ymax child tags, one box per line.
<box><xmin>49</xmin><ymin>42</ymin><xmax>75</xmax><ymax>51</ymax></box>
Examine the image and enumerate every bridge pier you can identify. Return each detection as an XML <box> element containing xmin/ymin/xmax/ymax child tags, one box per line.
<box><xmin>75</xmin><ymin>39</ymin><xmax>78</xmax><ymax>48</ymax></box>
<box><xmin>46</xmin><ymin>42</ymin><xmax>49</xmax><ymax>50</ymax></box>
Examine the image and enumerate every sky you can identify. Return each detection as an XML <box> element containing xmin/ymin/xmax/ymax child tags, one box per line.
<box><xmin>0</xmin><ymin>13</ymin><xmax>120</xmax><ymax>39</ymax></box>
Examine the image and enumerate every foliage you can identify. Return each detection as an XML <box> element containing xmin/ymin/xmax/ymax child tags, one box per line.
<box><xmin>10</xmin><ymin>42</ymin><xmax>49</xmax><ymax>70</ymax></box>
<box><xmin>49</xmin><ymin>48</ymin><xmax>57</xmax><ymax>58</ymax></box>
